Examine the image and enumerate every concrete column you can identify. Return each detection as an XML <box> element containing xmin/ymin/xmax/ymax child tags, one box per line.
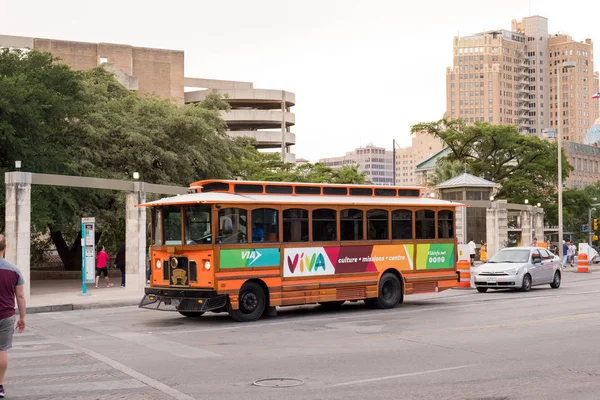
<box><xmin>4</xmin><ymin>172</ymin><xmax>32</xmax><ymax>301</ymax></box>
<box><xmin>521</xmin><ymin>207</ymin><xmax>533</xmax><ymax>246</ymax></box>
<box><xmin>125</xmin><ymin>182</ymin><xmax>147</xmax><ymax>292</ymax></box>
<box><xmin>533</xmin><ymin>208</ymin><xmax>545</xmax><ymax>241</ymax></box>
<box><xmin>486</xmin><ymin>200</ymin><xmax>508</xmax><ymax>258</ymax></box>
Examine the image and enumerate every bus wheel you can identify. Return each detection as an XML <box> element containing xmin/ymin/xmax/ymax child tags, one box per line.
<box><xmin>318</xmin><ymin>301</ymin><xmax>345</xmax><ymax>310</ymax></box>
<box><xmin>178</xmin><ymin>311</ymin><xmax>205</xmax><ymax>318</ymax></box>
<box><xmin>228</xmin><ymin>281</ymin><xmax>266</xmax><ymax>322</ymax></box>
<box><xmin>365</xmin><ymin>272</ymin><xmax>402</xmax><ymax>309</ymax></box>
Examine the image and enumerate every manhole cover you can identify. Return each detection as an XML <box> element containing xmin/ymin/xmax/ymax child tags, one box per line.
<box><xmin>253</xmin><ymin>378</ymin><xmax>305</xmax><ymax>388</ymax></box>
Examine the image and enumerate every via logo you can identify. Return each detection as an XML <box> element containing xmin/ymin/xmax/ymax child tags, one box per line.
<box><xmin>287</xmin><ymin>252</ymin><xmax>327</xmax><ymax>274</ymax></box>
<box><xmin>242</xmin><ymin>250</ymin><xmax>262</xmax><ymax>266</ymax></box>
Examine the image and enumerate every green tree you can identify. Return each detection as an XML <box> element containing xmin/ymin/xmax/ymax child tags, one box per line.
<box><xmin>411</xmin><ymin>118</ymin><xmax>572</xmax><ymax>204</ymax></box>
<box><xmin>427</xmin><ymin>159</ymin><xmax>465</xmax><ymax>187</ymax></box>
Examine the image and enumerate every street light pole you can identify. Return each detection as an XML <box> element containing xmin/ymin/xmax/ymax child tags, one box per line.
<box><xmin>557</xmin><ymin>60</ymin><xmax>576</xmax><ymax>262</ymax></box>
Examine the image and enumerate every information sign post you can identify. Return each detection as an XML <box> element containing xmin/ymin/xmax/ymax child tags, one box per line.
<box><xmin>81</xmin><ymin>217</ymin><xmax>96</xmax><ymax>295</ymax></box>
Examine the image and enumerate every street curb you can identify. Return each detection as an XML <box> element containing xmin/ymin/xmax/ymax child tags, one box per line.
<box><xmin>27</xmin><ymin>299</ymin><xmax>139</xmax><ymax>314</ymax></box>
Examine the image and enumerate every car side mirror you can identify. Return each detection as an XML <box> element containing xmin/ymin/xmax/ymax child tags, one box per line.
<box><xmin>532</xmin><ymin>257</ymin><xmax>542</xmax><ymax>264</ymax></box>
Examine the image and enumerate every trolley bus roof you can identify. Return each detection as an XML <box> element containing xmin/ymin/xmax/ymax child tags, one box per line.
<box><xmin>140</xmin><ymin>192</ymin><xmax>466</xmax><ymax>207</ymax></box>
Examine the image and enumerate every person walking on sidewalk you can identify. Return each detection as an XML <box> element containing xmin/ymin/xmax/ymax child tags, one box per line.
<box><xmin>468</xmin><ymin>238</ymin><xmax>476</xmax><ymax>266</ymax></box>
<box><xmin>479</xmin><ymin>240</ymin><xmax>487</xmax><ymax>262</ymax></box>
<box><xmin>568</xmin><ymin>242</ymin><xmax>577</xmax><ymax>267</ymax></box>
<box><xmin>95</xmin><ymin>246</ymin><xmax>113</xmax><ymax>288</ymax></box>
<box><xmin>114</xmin><ymin>243</ymin><xmax>126</xmax><ymax>287</ymax></box>
<box><xmin>0</xmin><ymin>234</ymin><xmax>26</xmax><ymax>398</ymax></box>
<box><xmin>562</xmin><ymin>241</ymin><xmax>569</xmax><ymax>268</ymax></box>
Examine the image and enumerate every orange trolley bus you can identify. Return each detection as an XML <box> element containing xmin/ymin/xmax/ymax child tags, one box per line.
<box><xmin>139</xmin><ymin>180</ymin><xmax>462</xmax><ymax>321</ymax></box>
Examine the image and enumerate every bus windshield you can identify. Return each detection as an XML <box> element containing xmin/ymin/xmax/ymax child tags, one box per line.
<box><xmin>185</xmin><ymin>206</ymin><xmax>212</xmax><ymax>244</ymax></box>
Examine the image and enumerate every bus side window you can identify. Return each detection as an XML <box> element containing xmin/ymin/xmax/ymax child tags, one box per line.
<box><xmin>367</xmin><ymin>209</ymin><xmax>389</xmax><ymax>240</ymax></box>
<box><xmin>416</xmin><ymin>210</ymin><xmax>435</xmax><ymax>239</ymax></box>
<box><xmin>312</xmin><ymin>209</ymin><xmax>337</xmax><ymax>242</ymax></box>
<box><xmin>283</xmin><ymin>209</ymin><xmax>308</xmax><ymax>242</ymax></box>
<box><xmin>340</xmin><ymin>209</ymin><xmax>363</xmax><ymax>241</ymax></box>
<box><xmin>392</xmin><ymin>209</ymin><xmax>413</xmax><ymax>240</ymax></box>
<box><xmin>438</xmin><ymin>210</ymin><xmax>454</xmax><ymax>239</ymax></box>
<box><xmin>218</xmin><ymin>208</ymin><xmax>248</xmax><ymax>243</ymax></box>
<box><xmin>252</xmin><ymin>208</ymin><xmax>278</xmax><ymax>243</ymax></box>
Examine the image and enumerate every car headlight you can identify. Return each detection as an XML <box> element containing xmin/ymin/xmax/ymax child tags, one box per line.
<box><xmin>156</xmin><ymin>259</ymin><xmax>161</xmax><ymax>269</ymax></box>
<box><xmin>204</xmin><ymin>260</ymin><xmax>211</xmax><ymax>270</ymax></box>
<box><xmin>473</xmin><ymin>268</ymin><xmax>481</xmax><ymax>275</ymax></box>
<box><xmin>508</xmin><ymin>267</ymin><xmax>521</xmax><ymax>275</ymax></box>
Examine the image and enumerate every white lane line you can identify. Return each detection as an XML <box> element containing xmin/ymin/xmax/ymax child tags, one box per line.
<box><xmin>33</xmin><ymin>329</ymin><xmax>197</xmax><ymax>400</ymax></box>
<box><xmin>11</xmin><ymin>349</ymin><xmax>80</xmax><ymax>359</ymax></box>
<box><xmin>331</xmin><ymin>364</ymin><xmax>479</xmax><ymax>387</ymax></box>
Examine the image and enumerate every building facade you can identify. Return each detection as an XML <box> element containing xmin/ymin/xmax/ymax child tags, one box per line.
<box><xmin>446</xmin><ymin>16</ymin><xmax>598</xmax><ymax>140</ymax></box>
<box><xmin>394</xmin><ymin>132</ymin><xmax>446</xmax><ymax>185</ymax></box>
<box><xmin>0</xmin><ymin>34</ymin><xmax>296</xmax><ymax>161</ymax></box>
<box><xmin>320</xmin><ymin>145</ymin><xmax>394</xmax><ymax>185</ymax></box>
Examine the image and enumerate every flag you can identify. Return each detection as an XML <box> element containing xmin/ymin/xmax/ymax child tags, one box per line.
<box><xmin>593</xmin><ymin>92</ymin><xmax>600</xmax><ymax>99</ymax></box>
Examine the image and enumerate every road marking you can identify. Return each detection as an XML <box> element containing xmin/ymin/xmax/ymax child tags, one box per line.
<box><xmin>20</xmin><ymin>378</ymin><xmax>146</xmax><ymax>395</ymax></box>
<box><xmin>7</xmin><ymin>362</ymin><xmax>112</xmax><ymax>377</ymax></box>
<box><xmin>32</xmin><ymin>329</ymin><xmax>197</xmax><ymax>400</ymax></box>
<box><xmin>331</xmin><ymin>364</ymin><xmax>479</xmax><ymax>387</ymax></box>
<box><xmin>10</xmin><ymin>349</ymin><xmax>80</xmax><ymax>359</ymax></box>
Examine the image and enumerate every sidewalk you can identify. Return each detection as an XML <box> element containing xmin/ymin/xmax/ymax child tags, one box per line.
<box><xmin>28</xmin><ymin>280</ymin><xmax>143</xmax><ymax>313</ymax></box>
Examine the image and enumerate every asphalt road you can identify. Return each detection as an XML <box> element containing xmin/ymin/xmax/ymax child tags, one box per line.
<box><xmin>6</xmin><ymin>271</ymin><xmax>600</xmax><ymax>400</ymax></box>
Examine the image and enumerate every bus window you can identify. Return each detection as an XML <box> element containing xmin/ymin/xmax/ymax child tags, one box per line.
<box><xmin>164</xmin><ymin>207</ymin><xmax>182</xmax><ymax>245</ymax></box>
<box><xmin>252</xmin><ymin>208</ymin><xmax>279</xmax><ymax>243</ymax></box>
<box><xmin>218</xmin><ymin>208</ymin><xmax>248</xmax><ymax>244</ymax></box>
<box><xmin>392</xmin><ymin>209</ymin><xmax>413</xmax><ymax>240</ymax></box>
<box><xmin>184</xmin><ymin>206</ymin><xmax>212</xmax><ymax>244</ymax></box>
<box><xmin>416</xmin><ymin>210</ymin><xmax>435</xmax><ymax>239</ymax></box>
<box><xmin>283</xmin><ymin>209</ymin><xmax>308</xmax><ymax>242</ymax></box>
<box><xmin>367</xmin><ymin>209</ymin><xmax>389</xmax><ymax>240</ymax></box>
<box><xmin>438</xmin><ymin>210</ymin><xmax>454</xmax><ymax>239</ymax></box>
<box><xmin>340</xmin><ymin>209</ymin><xmax>363</xmax><ymax>241</ymax></box>
<box><xmin>152</xmin><ymin>208</ymin><xmax>163</xmax><ymax>245</ymax></box>
<box><xmin>312</xmin><ymin>209</ymin><xmax>337</xmax><ymax>242</ymax></box>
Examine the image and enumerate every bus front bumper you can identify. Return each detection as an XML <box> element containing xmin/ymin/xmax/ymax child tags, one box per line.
<box><xmin>139</xmin><ymin>288</ymin><xmax>228</xmax><ymax>313</ymax></box>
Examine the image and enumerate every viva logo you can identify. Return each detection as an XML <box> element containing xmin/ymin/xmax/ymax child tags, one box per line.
<box><xmin>287</xmin><ymin>252</ymin><xmax>327</xmax><ymax>274</ymax></box>
<box><xmin>241</xmin><ymin>250</ymin><xmax>262</xmax><ymax>266</ymax></box>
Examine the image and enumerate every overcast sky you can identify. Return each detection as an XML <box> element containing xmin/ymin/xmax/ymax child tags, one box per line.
<box><xmin>3</xmin><ymin>0</ymin><xmax>599</xmax><ymax>161</ymax></box>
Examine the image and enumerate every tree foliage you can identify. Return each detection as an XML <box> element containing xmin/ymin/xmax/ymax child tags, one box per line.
<box><xmin>411</xmin><ymin>118</ymin><xmax>572</xmax><ymax>204</ymax></box>
<box><xmin>427</xmin><ymin>159</ymin><xmax>465</xmax><ymax>187</ymax></box>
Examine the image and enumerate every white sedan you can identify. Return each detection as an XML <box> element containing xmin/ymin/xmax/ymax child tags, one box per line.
<box><xmin>473</xmin><ymin>247</ymin><xmax>562</xmax><ymax>293</ymax></box>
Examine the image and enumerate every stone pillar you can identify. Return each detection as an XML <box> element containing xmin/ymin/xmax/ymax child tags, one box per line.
<box><xmin>533</xmin><ymin>207</ymin><xmax>545</xmax><ymax>241</ymax></box>
<box><xmin>486</xmin><ymin>200</ymin><xmax>508</xmax><ymax>258</ymax></box>
<box><xmin>455</xmin><ymin>206</ymin><xmax>466</xmax><ymax>244</ymax></box>
<box><xmin>521</xmin><ymin>206</ymin><xmax>533</xmax><ymax>246</ymax></box>
<box><xmin>4</xmin><ymin>172</ymin><xmax>32</xmax><ymax>301</ymax></box>
<box><xmin>125</xmin><ymin>182</ymin><xmax>147</xmax><ymax>292</ymax></box>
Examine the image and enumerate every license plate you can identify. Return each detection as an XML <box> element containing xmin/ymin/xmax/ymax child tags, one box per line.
<box><xmin>486</xmin><ymin>277</ymin><xmax>497</xmax><ymax>284</ymax></box>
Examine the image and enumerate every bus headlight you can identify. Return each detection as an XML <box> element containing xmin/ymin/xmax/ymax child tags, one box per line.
<box><xmin>156</xmin><ymin>260</ymin><xmax>161</xmax><ymax>269</ymax></box>
<box><xmin>204</xmin><ymin>260</ymin><xmax>211</xmax><ymax>270</ymax></box>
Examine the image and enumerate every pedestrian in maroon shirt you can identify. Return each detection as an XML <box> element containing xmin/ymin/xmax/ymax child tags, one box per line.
<box><xmin>0</xmin><ymin>234</ymin><xmax>26</xmax><ymax>398</ymax></box>
<box><xmin>95</xmin><ymin>246</ymin><xmax>112</xmax><ymax>288</ymax></box>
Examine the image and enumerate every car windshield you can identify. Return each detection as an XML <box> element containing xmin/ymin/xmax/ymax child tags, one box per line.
<box><xmin>488</xmin><ymin>249</ymin><xmax>530</xmax><ymax>263</ymax></box>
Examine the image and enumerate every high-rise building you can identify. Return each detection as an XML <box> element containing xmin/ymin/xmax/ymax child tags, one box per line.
<box><xmin>446</xmin><ymin>16</ymin><xmax>598</xmax><ymax>142</ymax></box>
<box><xmin>394</xmin><ymin>132</ymin><xmax>445</xmax><ymax>185</ymax></box>
<box><xmin>320</xmin><ymin>144</ymin><xmax>394</xmax><ymax>185</ymax></box>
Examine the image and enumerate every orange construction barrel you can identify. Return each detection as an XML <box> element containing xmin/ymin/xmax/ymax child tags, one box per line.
<box><xmin>577</xmin><ymin>253</ymin><xmax>589</xmax><ymax>273</ymax></box>
<box><xmin>456</xmin><ymin>259</ymin><xmax>471</xmax><ymax>287</ymax></box>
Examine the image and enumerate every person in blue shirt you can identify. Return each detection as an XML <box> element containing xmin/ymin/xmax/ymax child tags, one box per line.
<box><xmin>252</xmin><ymin>223</ymin><xmax>264</xmax><ymax>242</ymax></box>
<box><xmin>562</xmin><ymin>241</ymin><xmax>569</xmax><ymax>267</ymax></box>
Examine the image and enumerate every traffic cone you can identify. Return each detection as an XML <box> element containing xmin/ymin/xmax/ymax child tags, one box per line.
<box><xmin>577</xmin><ymin>253</ymin><xmax>589</xmax><ymax>273</ymax></box>
<box><xmin>456</xmin><ymin>259</ymin><xmax>471</xmax><ymax>287</ymax></box>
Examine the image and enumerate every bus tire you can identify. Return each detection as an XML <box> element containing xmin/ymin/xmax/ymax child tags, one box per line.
<box><xmin>178</xmin><ymin>311</ymin><xmax>205</xmax><ymax>318</ymax></box>
<box><xmin>228</xmin><ymin>281</ymin><xmax>266</xmax><ymax>322</ymax></box>
<box><xmin>365</xmin><ymin>272</ymin><xmax>402</xmax><ymax>309</ymax></box>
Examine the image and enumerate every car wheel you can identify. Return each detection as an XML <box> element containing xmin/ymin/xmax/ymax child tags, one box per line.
<box><xmin>227</xmin><ymin>281</ymin><xmax>266</xmax><ymax>322</ymax></box>
<box><xmin>550</xmin><ymin>271</ymin><xmax>561</xmax><ymax>289</ymax></box>
<box><xmin>476</xmin><ymin>287</ymin><xmax>488</xmax><ymax>293</ymax></box>
<box><xmin>520</xmin><ymin>274</ymin><xmax>532</xmax><ymax>292</ymax></box>
<box><xmin>178</xmin><ymin>311</ymin><xmax>204</xmax><ymax>318</ymax></box>
<box><xmin>365</xmin><ymin>272</ymin><xmax>402</xmax><ymax>309</ymax></box>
